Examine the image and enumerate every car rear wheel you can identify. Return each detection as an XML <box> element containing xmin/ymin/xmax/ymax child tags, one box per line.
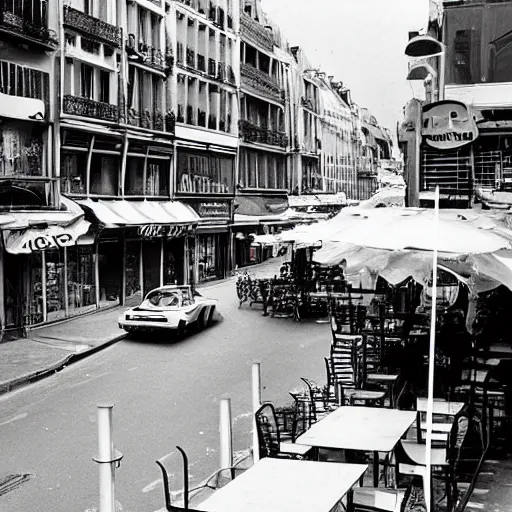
<box><xmin>207</xmin><ymin>306</ymin><xmax>215</xmax><ymax>326</ymax></box>
<box><xmin>197</xmin><ymin>309</ymin><xmax>206</xmax><ymax>331</ymax></box>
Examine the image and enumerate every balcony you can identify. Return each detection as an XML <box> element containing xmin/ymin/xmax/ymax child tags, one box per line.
<box><xmin>127</xmin><ymin>35</ymin><xmax>165</xmax><ymax>72</ymax></box>
<box><xmin>63</xmin><ymin>6</ymin><xmax>122</xmax><ymax>48</ymax></box>
<box><xmin>127</xmin><ymin>108</ymin><xmax>168</xmax><ymax>132</ymax></box>
<box><xmin>240</xmin><ymin>13</ymin><xmax>273</xmax><ymax>53</ymax></box>
<box><xmin>0</xmin><ymin>1</ymin><xmax>57</xmax><ymax>50</ymax></box>
<box><xmin>63</xmin><ymin>95</ymin><xmax>120</xmax><ymax>123</ymax></box>
<box><xmin>239</xmin><ymin>120</ymin><xmax>288</xmax><ymax>148</ymax></box>
<box><xmin>240</xmin><ymin>63</ymin><xmax>284</xmax><ymax>103</ymax></box>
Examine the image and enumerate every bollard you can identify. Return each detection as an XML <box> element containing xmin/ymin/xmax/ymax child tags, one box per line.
<box><xmin>219</xmin><ymin>398</ymin><xmax>233</xmax><ymax>477</ymax></box>
<box><xmin>252</xmin><ymin>362</ymin><xmax>262</xmax><ymax>463</ymax></box>
<box><xmin>93</xmin><ymin>404</ymin><xmax>123</xmax><ymax>512</ymax></box>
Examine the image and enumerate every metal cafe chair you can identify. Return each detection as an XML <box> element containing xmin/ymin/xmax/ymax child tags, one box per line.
<box><xmin>397</xmin><ymin>408</ymin><xmax>469</xmax><ymax>512</ymax></box>
<box><xmin>254</xmin><ymin>403</ymin><xmax>312</xmax><ymax>460</ymax></box>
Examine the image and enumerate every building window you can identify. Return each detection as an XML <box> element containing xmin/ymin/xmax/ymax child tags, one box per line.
<box><xmin>81</xmin><ymin>64</ymin><xmax>94</xmax><ymax>99</ymax></box>
<box><xmin>177</xmin><ymin>152</ymin><xmax>233</xmax><ymax>194</ymax></box>
<box><xmin>146</xmin><ymin>160</ymin><xmax>169</xmax><ymax>196</ymax></box>
<box><xmin>90</xmin><ymin>154</ymin><xmax>119</xmax><ymax>195</ymax></box>
<box><xmin>99</xmin><ymin>70</ymin><xmax>110</xmax><ymax>103</ymax></box>
<box><xmin>67</xmin><ymin>246</ymin><xmax>96</xmax><ymax>315</ymax></box>
<box><xmin>125</xmin><ymin>156</ymin><xmax>145</xmax><ymax>195</ymax></box>
<box><xmin>61</xmin><ymin>152</ymin><xmax>87</xmax><ymax>195</ymax></box>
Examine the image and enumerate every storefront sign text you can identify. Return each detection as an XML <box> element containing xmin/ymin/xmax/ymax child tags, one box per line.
<box><xmin>22</xmin><ymin>233</ymin><xmax>75</xmax><ymax>252</ymax></box>
<box><xmin>138</xmin><ymin>224</ymin><xmax>188</xmax><ymax>239</ymax></box>
<box><xmin>196</xmin><ymin>202</ymin><xmax>230</xmax><ymax>218</ymax></box>
<box><xmin>422</xmin><ymin>100</ymin><xmax>479</xmax><ymax>151</ymax></box>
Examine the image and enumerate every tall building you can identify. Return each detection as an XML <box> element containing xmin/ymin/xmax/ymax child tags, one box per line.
<box><xmin>0</xmin><ymin>0</ymin><xmax>89</xmax><ymax>331</ymax></box>
<box><xmin>169</xmin><ymin>0</ymin><xmax>240</xmax><ymax>283</ymax></box>
<box><xmin>401</xmin><ymin>0</ymin><xmax>512</xmax><ymax>209</ymax></box>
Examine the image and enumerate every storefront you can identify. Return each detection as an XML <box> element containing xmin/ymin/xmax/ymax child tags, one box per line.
<box><xmin>1</xmin><ymin>198</ymin><xmax>92</xmax><ymax>330</ymax></box>
<box><xmin>183</xmin><ymin>199</ymin><xmax>232</xmax><ymax>284</ymax></box>
<box><xmin>77</xmin><ymin>199</ymin><xmax>200</xmax><ymax>302</ymax></box>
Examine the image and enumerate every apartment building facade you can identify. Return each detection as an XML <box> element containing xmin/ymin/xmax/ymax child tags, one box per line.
<box><xmin>169</xmin><ymin>0</ymin><xmax>239</xmax><ymax>283</ymax></box>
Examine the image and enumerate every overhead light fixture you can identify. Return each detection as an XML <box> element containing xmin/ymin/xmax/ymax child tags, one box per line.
<box><xmin>405</xmin><ymin>34</ymin><xmax>444</xmax><ymax>58</ymax></box>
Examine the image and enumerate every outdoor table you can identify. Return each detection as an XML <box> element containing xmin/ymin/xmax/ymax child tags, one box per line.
<box><xmin>198</xmin><ymin>458</ymin><xmax>367</xmax><ymax>512</ymax></box>
<box><xmin>416</xmin><ymin>398</ymin><xmax>465</xmax><ymax>417</ymax></box>
<box><xmin>295</xmin><ymin>406</ymin><xmax>416</xmax><ymax>487</ymax></box>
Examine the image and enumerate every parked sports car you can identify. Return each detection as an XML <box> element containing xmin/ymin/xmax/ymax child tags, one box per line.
<box><xmin>118</xmin><ymin>285</ymin><xmax>219</xmax><ymax>335</ymax></box>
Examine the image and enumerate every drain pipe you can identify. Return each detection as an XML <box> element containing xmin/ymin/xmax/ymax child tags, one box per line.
<box><xmin>252</xmin><ymin>362</ymin><xmax>262</xmax><ymax>463</ymax></box>
<box><xmin>93</xmin><ymin>404</ymin><xmax>123</xmax><ymax>512</ymax></box>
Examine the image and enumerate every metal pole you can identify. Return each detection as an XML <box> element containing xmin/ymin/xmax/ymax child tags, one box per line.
<box><xmin>424</xmin><ymin>186</ymin><xmax>440</xmax><ymax>512</ymax></box>
<box><xmin>219</xmin><ymin>398</ymin><xmax>233</xmax><ymax>471</ymax></box>
<box><xmin>438</xmin><ymin>51</ymin><xmax>446</xmax><ymax>101</ymax></box>
<box><xmin>252</xmin><ymin>362</ymin><xmax>262</xmax><ymax>463</ymax></box>
<box><xmin>97</xmin><ymin>404</ymin><xmax>116</xmax><ymax>512</ymax></box>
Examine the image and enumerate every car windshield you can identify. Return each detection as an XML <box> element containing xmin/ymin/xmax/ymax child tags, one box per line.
<box><xmin>140</xmin><ymin>287</ymin><xmax>194</xmax><ymax>309</ymax></box>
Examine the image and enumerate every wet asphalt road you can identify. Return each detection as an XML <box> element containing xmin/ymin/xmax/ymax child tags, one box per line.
<box><xmin>0</xmin><ymin>279</ymin><xmax>330</xmax><ymax>512</ymax></box>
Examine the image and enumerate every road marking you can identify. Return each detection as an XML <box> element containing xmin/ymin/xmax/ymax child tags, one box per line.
<box><xmin>142</xmin><ymin>478</ymin><xmax>164</xmax><ymax>494</ymax></box>
<box><xmin>66</xmin><ymin>372</ymin><xmax>111</xmax><ymax>390</ymax></box>
<box><xmin>0</xmin><ymin>412</ymin><xmax>28</xmax><ymax>427</ymax></box>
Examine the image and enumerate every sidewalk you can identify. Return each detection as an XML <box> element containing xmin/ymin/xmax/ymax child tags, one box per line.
<box><xmin>0</xmin><ymin>256</ymin><xmax>286</xmax><ymax>397</ymax></box>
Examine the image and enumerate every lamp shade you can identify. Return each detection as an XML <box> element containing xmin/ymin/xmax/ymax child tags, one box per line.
<box><xmin>407</xmin><ymin>62</ymin><xmax>437</xmax><ymax>80</ymax></box>
<box><xmin>405</xmin><ymin>35</ymin><xmax>443</xmax><ymax>58</ymax></box>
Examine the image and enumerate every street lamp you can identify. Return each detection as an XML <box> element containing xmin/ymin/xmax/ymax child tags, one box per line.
<box><xmin>405</xmin><ymin>34</ymin><xmax>445</xmax><ymax>101</ymax></box>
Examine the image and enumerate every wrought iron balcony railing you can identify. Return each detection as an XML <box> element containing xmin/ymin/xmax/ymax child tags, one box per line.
<box><xmin>239</xmin><ymin>120</ymin><xmax>288</xmax><ymax>148</ymax></box>
<box><xmin>0</xmin><ymin>1</ymin><xmax>57</xmax><ymax>49</ymax></box>
<box><xmin>240</xmin><ymin>13</ymin><xmax>273</xmax><ymax>52</ymax></box>
<box><xmin>63</xmin><ymin>95</ymin><xmax>120</xmax><ymax>123</ymax></box>
<box><xmin>127</xmin><ymin>35</ymin><xmax>165</xmax><ymax>71</ymax></box>
<box><xmin>63</xmin><ymin>6</ymin><xmax>122</xmax><ymax>48</ymax></box>
<box><xmin>127</xmin><ymin>107</ymin><xmax>167</xmax><ymax>131</ymax></box>
<box><xmin>240</xmin><ymin>63</ymin><xmax>284</xmax><ymax>103</ymax></box>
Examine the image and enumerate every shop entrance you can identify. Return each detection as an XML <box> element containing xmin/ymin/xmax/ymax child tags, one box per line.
<box><xmin>98</xmin><ymin>241</ymin><xmax>122</xmax><ymax>307</ymax></box>
<box><xmin>143</xmin><ymin>240</ymin><xmax>161</xmax><ymax>295</ymax></box>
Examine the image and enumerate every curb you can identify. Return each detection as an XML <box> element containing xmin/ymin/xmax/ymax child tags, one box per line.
<box><xmin>0</xmin><ymin>333</ymin><xmax>126</xmax><ymax>398</ymax></box>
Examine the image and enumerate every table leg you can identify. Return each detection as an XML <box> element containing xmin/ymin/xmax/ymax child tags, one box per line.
<box><xmin>346</xmin><ymin>488</ymin><xmax>354</xmax><ymax>512</ymax></box>
<box><xmin>373</xmin><ymin>451</ymin><xmax>379</xmax><ymax>487</ymax></box>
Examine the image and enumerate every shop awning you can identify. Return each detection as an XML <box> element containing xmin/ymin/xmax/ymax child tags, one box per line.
<box><xmin>76</xmin><ymin>199</ymin><xmax>200</xmax><ymax>227</ymax></box>
<box><xmin>288</xmin><ymin>193</ymin><xmax>347</xmax><ymax>208</ymax></box>
<box><xmin>363</xmin><ymin>123</ymin><xmax>389</xmax><ymax>142</ymax></box>
<box><xmin>2</xmin><ymin>197</ymin><xmax>91</xmax><ymax>254</ymax></box>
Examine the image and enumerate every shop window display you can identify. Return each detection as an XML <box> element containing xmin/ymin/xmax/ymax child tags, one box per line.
<box><xmin>67</xmin><ymin>246</ymin><xmax>96</xmax><ymax>315</ymax></box>
<box><xmin>46</xmin><ymin>249</ymin><xmax>67</xmax><ymax>322</ymax></box>
<box><xmin>198</xmin><ymin>235</ymin><xmax>217</xmax><ymax>283</ymax></box>
<box><xmin>25</xmin><ymin>252</ymin><xmax>44</xmax><ymax>325</ymax></box>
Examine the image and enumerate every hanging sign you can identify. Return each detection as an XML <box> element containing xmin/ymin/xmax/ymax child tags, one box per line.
<box><xmin>194</xmin><ymin>202</ymin><xmax>230</xmax><ymax>218</ymax></box>
<box><xmin>137</xmin><ymin>224</ymin><xmax>189</xmax><ymax>239</ymax></box>
<box><xmin>422</xmin><ymin>100</ymin><xmax>479</xmax><ymax>150</ymax></box>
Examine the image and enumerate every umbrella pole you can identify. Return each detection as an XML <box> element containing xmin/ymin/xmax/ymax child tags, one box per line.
<box><xmin>425</xmin><ymin>186</ymin><xmax>440</xmax><ymax>512</ymax></box>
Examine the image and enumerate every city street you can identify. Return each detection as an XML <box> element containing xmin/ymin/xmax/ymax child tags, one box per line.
<box><xmin>0</xmin><ymin>279</ymin><xmax>330</xmax><ymax>512</ymax></box>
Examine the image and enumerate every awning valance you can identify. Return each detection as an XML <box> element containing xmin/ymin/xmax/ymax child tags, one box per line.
<box><xmin>2</xmin><ymin>196</ymin><xmax>91</xmax><ymax>254</ymax></box>
<box><xmin>76</xmin><ymin>199</ymin><xmax>200</xmax><ymax>227</ymax></box>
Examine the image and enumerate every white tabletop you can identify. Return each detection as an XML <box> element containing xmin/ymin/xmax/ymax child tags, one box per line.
<box><xmin>416</xmin><ymin>398</ymin><xmax>465</xmax><ymax>416</ymax></box>
<box><xmin>198</xmin><ymin>458</ymin><xmax>367</xmax><ymax>512</ymax></box>
<box><xmin>295</xmin><ymin>406</ymin><xmax>417</xmax><ymax>453</ymax></box>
